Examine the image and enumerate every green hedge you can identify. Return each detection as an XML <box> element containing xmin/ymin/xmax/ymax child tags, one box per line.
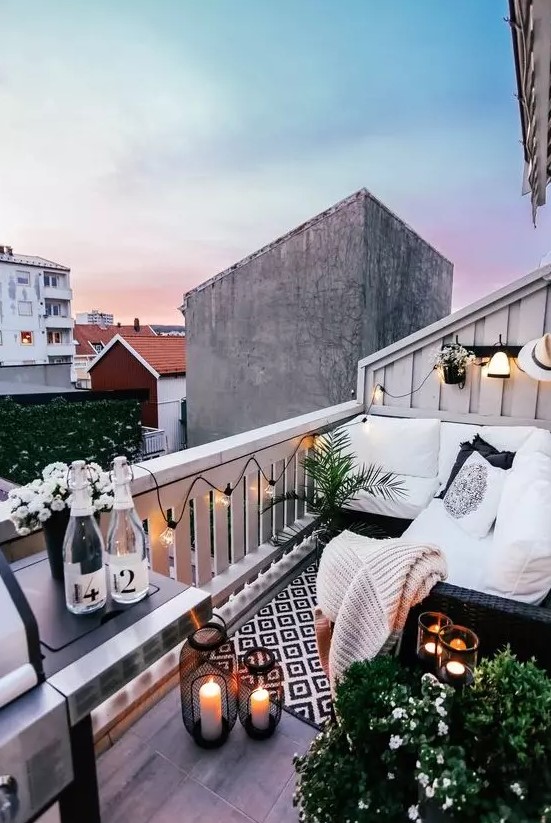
<box><xmin>0</xmin><ymin>397</ymin><xmax>142</xmax><ymax>484</ymax></box>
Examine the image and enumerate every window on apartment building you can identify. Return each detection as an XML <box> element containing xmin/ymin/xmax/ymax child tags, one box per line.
<box><xmin>16</xmin><ymin>271</ymin><xmax>30</xmax><ymax>285</ymax></box>
<box><xmin>20</xmin><ymin>331</ymin><xmax>33</xmax><ymax>345</ymax></box>
<box><xmin>45</xmin><ymin>303</ymin><xmax>62</xmax><ymax>316</ymax></box>
<box><xmin>92</xmin><ymin>342</ymin><xmax>104</xmax><ymax>353</ymax></box>
<box><xmin>43</xmin><ymin>274</ymin><xmax>59</xmax><ymax>287</ymax></box>
<box><xmin>47</xmin><ymin>331</ymin><xmax>62</xmax><ymax>345</ymax></box>
<box><xmin>18</xmin><ymin>300</ymin><xmax>33</xmax><ymax>316</ymax></box>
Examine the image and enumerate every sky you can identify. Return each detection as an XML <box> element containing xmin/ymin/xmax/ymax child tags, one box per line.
<box><xmin>1</xmin><ymin>0</ymin><xmax>551</xmax><ymax>325</ymax></box>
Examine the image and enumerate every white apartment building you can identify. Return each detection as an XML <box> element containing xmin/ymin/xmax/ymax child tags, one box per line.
<box><xmin>0</xmin><ymin>245</ymin><xmax>74</xmax><ymax>366</ymax></box>
<box><xmin>75</xmin><ymin>309</ymin><xmax>114</xmax><ymax>325</ymax></box>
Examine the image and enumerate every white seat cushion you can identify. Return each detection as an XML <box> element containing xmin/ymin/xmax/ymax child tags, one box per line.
<box><xmin>485</xmin><ymin>451</ymin><xmax>551</xmax><ymax>605</ymax></box>
<box><xmin>402</xmin><ymin>498</ymin><xmax>492</xmax><ymax>592</ymax></box>
<box><xmin>480</xmin><ymin>425</ymin><xmax>539</xmax><ymax>453</ymax></box>
<box><xmin>438</xmin><ymin>422</ymin><xmax>482</xmax><ymax>487</ymax></box>
<box><xmin>343</xmin><ymin>414</ymin><xmax>441</xmax><ymax>479</ymax></box>
<box><xmin>346</xmin><ymin>475</ymin><xmax>439</xmax><ymax>520</ymax></box>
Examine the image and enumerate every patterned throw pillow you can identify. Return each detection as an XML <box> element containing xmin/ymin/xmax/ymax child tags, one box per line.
<box><xmin>438</xmin><ymin>434</ymin><xmax>514</xmax><ymax>498</ymax></box>
<box><xmin>443</xmin><ymin>451</ymin><xmax>506</xmax><ymax>538</ymax></box>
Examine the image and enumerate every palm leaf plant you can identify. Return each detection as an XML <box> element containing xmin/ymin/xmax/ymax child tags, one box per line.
<box><xmin>265</xmin><ymin>426</ymin><xmax>406</xmax><ymax>546</ymax></box>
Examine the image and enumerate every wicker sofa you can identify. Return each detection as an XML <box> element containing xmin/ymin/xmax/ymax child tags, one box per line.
<box><xmin>334</xmin><ymin>415</ymin><xmax>551</xmax><ymax>672</ymax></box>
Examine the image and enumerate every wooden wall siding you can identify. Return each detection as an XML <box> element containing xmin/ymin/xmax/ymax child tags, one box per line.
<box><xmin>362</xmin><ymin>278</ymin><xmax>551</xmax><ymax>425</ymax></box>
<box><xmin>90</xmin><ymin>341</ymin><xmax>158</xmax><ymax>428</ymax></box>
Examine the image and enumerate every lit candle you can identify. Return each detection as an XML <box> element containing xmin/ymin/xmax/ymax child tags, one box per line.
<box><xmin>427</xmin><ymin>623</ymin><xmax>440</xmax><ymax>633</ymax></box>
<box><xmin>424</xmin><ymin>623</ymin><xmax>441</xmax><ymax>656</ymax></box>
<box><xmin>446</xmin><ymin>660</ymin><xmax>466</xmax><ymax>680</ymax></box>
<box><xmin>424</xmin><ymin>641</ymin><xmax>436</xmax><ymax>655</ymax></box>
<box><xmin>199</xmin><ymin>679</ymin><xmax>222</xmax><ymax>741</ymax></box>
<box><xmin>250</xmin><ymin>687</ymin><xmax>270</xmax><ymax>731</ymax></box>
<box><xmin>449</xmin><ymin>638</ymin><xmax>467</xmax><ymax>651</ymax></box>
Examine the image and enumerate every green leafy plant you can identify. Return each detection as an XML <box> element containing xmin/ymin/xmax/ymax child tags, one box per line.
<box><xmin>294</xmin><ymin>651</ymin><xmax>551</xmax><ymax>823</ymax></box>
<box><xmin>265</xmin><ymin>427</ymin><xmax>405</xmax><ymax>543</ymax></box>
<box><xmin>0</xmin><ymin>397</ymin><xmax>141</xmax><ymax>485</ymax></box>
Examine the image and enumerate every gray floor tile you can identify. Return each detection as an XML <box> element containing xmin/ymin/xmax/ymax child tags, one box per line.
<box><xmin>278</xmin><ymin>712</ymin><xmax>318</xmax><ymax>748</ymax></box>
<box><xmin>99</xmin><ymin>736</ymin><xmax>185</xmax><ymax>823</ymax></box>
<box><xmin>190</xmin><ymin>724</ymin><xmax>299</xmax><ymax>822</ymax></box>
<box><xmin>155</xmin><ymin>776</ymin><xmax>256</xmax><ymax>823</ymax></box>
<box><xmin>147</xmin><ymin>710</ymin><xmax>204</xmax><ymax>774</ymax></box>
<box><xmin>130</xmin><ymin>687</ymin><xmax>181</xmax><ymax>742</ymax></box>
<box><xmin>265</xmin><ymin>776</ymin><xmax>301</xmax><ymax>823</ymax></box>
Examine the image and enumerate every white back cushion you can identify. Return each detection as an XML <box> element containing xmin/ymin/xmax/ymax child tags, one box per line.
<box><xmin>345</xmin><ymin>415</ymin><xmax>440</xmax><ymax>478</ymax></box>
<box><xmin>514</xmin><ymin>428</ymin><xmax>551</xmax><ymax>461</ymax></box>
<box><xmin>438</xmin><ymin>422</ymin><xmax>482</xmax><ymax>486</ymax></box>
<box><xmin>480</xmin><ymin>425</ymin><xmax>538</xmax><ymax>453</ymax></box>
<box><xmin>486</xmin><ymin>451</ymin><xmax>551</xmax><ymax>604</ymax></box>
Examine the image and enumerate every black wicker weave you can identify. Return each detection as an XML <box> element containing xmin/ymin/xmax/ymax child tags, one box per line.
<box><xmin>339</xmin><ymin>509</ymin><xmax>551</xmax><ymax>673</ymax></box>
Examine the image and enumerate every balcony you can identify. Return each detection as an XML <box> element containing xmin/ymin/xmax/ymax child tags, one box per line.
<box><xmin>43</xmin><ymin>285</ymin><xmax>72</xmax><ymax>301</ymax></box>
<box><xmin>46</xmin><ymin>343</ymin><xmax>75</xmax><ymax>357</ymax></box>
<box><xmin>141</xmin><ymin>426</ymin><xmax>166</xmax><ymax>459</ymax></box>
<box><xmin>44</xmin><ymin>314</ymin><xmax>74</xmax><ymax>329</ymax></box>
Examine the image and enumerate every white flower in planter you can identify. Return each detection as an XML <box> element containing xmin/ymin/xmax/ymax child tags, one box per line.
<box><xmin>9</xmin><ymin>460</ymin><xmax>116</xmax><ymax>535</ymax></box>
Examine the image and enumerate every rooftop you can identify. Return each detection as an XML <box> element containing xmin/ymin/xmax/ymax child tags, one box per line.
<box><xmin>89</xmin><ymin>334</ymin><xmax>187</xmax><ymax>376</ymax></box>
<box><xmin>73</xmin><ymin>323</ymin><xmax>157</xmax><ymax>356</ymax></box>
<box><xmin>0</xmin><ymin>250</ymin><xmax>70</xmax><ymax>270</ymax></box>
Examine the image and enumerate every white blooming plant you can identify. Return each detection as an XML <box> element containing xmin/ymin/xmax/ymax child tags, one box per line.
<box><xmin>434</xmin><ymin>344</ymin><xmax>476</xmax><ymax>371</ymax></box>
<box><xmin>293</xmin><ymin>650</ymin><xmax>551</xmax><ymax>823</ymax></box>
<box><xmin>8</xmin><ymin>461</ymin><xmax>113</xmax><ymax>535</ymax></box>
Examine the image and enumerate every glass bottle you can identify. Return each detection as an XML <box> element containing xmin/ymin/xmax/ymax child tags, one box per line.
<box><xmin>106</xmin><ymin>456</ymin><xmax>149</xmax><ymax>604</ymax></box>
<box><xmin>63</xmin><ymin>460</ymin><xmax>107</xmax><ymax>615</ymax></box>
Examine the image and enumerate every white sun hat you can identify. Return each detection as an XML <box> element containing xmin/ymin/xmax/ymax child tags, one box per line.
<box><xmin>518</xmin><ymin>333</ymin><xmax>551</xmax><ymax>381</ymax></box>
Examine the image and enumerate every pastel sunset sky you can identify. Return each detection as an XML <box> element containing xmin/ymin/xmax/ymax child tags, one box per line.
<box><xmin>1</xmin><ymin>0</ymin><xmax>550</xmax><ymax>325</ymax></box>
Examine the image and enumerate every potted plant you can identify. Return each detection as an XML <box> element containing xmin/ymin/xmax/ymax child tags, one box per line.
<box><xmin>434</xmin><ymin>345</ymin><xmax>476</xmax><ymax>387</ymax></box>
<box><xmin>293</xmin><ymin>651</ymin><xmax>551</xmax><ymax>822</ymax></box>
<box><xmin>8</xmin><ymin>461</ymin><xmax>114</xmax><ymax>580</ymax></box>
<box><xmin>264</xmin><ymin>427</ymin><xmax>405</xmax><ymax>545</ymax></box>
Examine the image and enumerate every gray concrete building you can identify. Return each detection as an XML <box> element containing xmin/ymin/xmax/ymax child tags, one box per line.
<box><xmin>182</xmin><ymin>189</ymin><xmax>453</xmax><ymax>445</ymax></box>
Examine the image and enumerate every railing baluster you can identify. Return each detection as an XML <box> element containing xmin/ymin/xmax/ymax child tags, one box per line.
<box><xmin>274</xmin><ymin>458</ymin><xmax>285</xmax><ymax>535</ymax></box>
<box><xmin>285</xmin><ymin>453</ymin><xmax>297</xmax><ymax>526</ymax></box>
<box><xmin>213</xmin><ymin>490</ymin><xmax>230</xmax><ymax>575</ymax></box>
<box><xmin>194</xmin><ymin>492</ymin><xmax>212</xmax><ymax>585</ymax></box>
<box><xmin>231</xmin><ymin>477</ymin><xmax>245</xmax><ymax>563</ymax></box>
<box><xmin>296</xmin><ymin>449</ymin><xmax>306</xmax><ymax>519</ymax></box>
<box><xmin>134</xmin><ymin>489</ymin><xmax>170</xmax><ymax>576</ymax></box>
<box><xmin>174</xmin><ymin>494</ymin><xmax>193</xmax><ymax>585</ymax></box>
<box><xmin>246</xmin><ymin>471</ymin><xmax>260</xmax><ymax>554</ymax></box>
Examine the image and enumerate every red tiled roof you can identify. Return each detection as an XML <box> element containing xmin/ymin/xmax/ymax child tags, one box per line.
<box><xmin>73</xmin><ymin>324</ymin><xmax>156</xmax><ymax>356</ymax></box>
<box><xmin>123</xmin><ymin>337</ymin><xmax>186</xmax><ymax>375</ymax></box>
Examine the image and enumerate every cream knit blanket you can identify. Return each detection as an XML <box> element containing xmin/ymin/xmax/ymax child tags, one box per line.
<box><xmin>315</xmin><ymin>530</ymin><xmax>447</xmax><ymax>688</ymax></box>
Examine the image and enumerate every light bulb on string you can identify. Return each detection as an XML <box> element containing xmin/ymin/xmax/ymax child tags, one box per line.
<box><xmin>160</xmin><ymin>518</ymin><xmax>177</xmax><ymax>548</ymax></box>
<box><xmin>220</xmin><ymin>483</ymin><xmax>232</xmax><ymax>508</ymax></box>
<box><xmin>265</xmin><ymin>477</ymin><xmax>276</xmax><ymax>499</ymax></box>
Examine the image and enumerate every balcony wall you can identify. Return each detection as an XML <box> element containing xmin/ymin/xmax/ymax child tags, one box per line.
<box><xmin>44</xmin><ymin>315</ymin><xmax>74</xmax><ymax>329</ymax></box>
<box><xmin>358</xmin><ymin>265</ymin><xmax>551</xmax><ymax>427</ymax></box>
<box><xmin>0</xmin><ymin>400</ymin><xmax>361</xmax><ymax>606</ymax></box>
<box><xmin>43</xmin><ymin>286</ymin><xmax>72</xmax><ymax>301</ymax></box>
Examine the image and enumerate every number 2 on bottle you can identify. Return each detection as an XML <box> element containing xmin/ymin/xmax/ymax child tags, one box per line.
<box><xmin>117</xmin><ymin>568</ymin><xmax>136</xmax><ymax>593</ymax></box>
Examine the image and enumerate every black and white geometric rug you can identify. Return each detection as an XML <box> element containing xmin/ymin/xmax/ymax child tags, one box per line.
<box><xmin>235</xmin><ymin>563</ymin><xmax>332</xmax><ymax>727</ymax></box>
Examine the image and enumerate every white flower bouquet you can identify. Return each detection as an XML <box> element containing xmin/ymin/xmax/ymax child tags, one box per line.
<box><xmin>434</xmin><ymin>344</ymin><xmax>476</xmax><ymax>370</ymax></box>
<box><xmin>8</xmin><ymin>461</ymin><xmax>114</xmax><ymax>535</ymax></box>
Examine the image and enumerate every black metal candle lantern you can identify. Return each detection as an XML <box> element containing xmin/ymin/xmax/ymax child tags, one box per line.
<box><xmin>238</xmin><ymin>647</ymin><xmax>283</xmax><ymax>740</ymax></box>
<box><xmin>436</xmin><ymin>624</ymin><xmax>479</xmax><ymax>687</ymax></box>
<box><xmin>180</xmin><ymin>616</ymin><xmax>238</xmax><ymax>748</ymax></box>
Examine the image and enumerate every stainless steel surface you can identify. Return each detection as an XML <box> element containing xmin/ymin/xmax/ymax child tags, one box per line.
<box><xmin>0</xmin><ymin>683</ymin><xmax>72</xmax><ymax>823</ymax></box>
<box><xmin>48</xmin><ymin>587</ymin><xmax>211</xmax><ymax>725</ymax></box>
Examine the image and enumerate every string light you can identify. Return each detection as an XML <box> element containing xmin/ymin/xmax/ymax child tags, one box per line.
<box><xmin>159</xmin><ymin>518</ymin><xmax>177</xmax><ymax>547</ymax></box>
<box><xmin>220</xmin><ymin>483</ymin><xmax>232</xmax><ymax>508</ymax></box>
<box><xmin>265</xmin><ymin>472</ymin><xmax>276</xmax><ymax>499</ymax></box>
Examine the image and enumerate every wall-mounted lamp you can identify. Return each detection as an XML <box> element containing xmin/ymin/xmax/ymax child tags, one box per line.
<box><xmin>487</xmin><ymin>336</ymin><xmax>511</xmax><ymax>379</ymax></box>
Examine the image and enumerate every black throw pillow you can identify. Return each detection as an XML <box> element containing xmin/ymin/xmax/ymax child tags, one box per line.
<box><xmin>438</xmin><ymin>434</ymin><xmax>515</xmax><ymax>498</ymax></box>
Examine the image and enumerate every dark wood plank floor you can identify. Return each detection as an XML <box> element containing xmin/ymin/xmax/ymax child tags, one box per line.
<box><xmin>98</xmin><ymin>687</ymin><xmax>317</xmax><ymax>823</ymax></box>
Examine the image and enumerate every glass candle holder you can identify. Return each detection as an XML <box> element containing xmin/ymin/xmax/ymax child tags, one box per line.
<box><xmin>436</xmin><ymin>625</ymin><xmax>479</xmax><ymax>687</ymax></box>
<box><xmin>417</xmin><ymin>611</ymin><xmax>452</xmax><ymax>668</ymax></box>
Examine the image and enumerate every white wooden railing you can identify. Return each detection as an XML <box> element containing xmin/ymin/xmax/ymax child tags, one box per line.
<box><xmin>0</xmin><ymin>401</ymin><xmax>362</xmax><ymax>600</ymax></box>
<box><xmin>131</xmin><ymin>400</ymin><xmax>361</xmax><ymax>606</ymax></box>
<box><xmin>141</xmin><ymin>426</ymin><xmax>166</xmax><ymax>459</ymax></box>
